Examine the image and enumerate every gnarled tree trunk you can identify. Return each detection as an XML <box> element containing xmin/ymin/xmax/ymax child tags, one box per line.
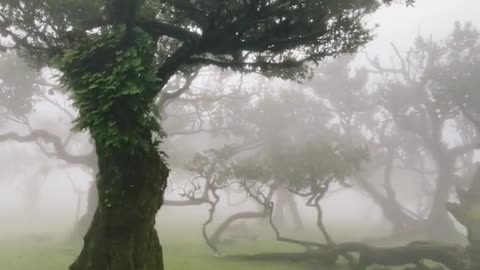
<box><xmin>274</xmin><ymin>188</ymin><xmax>303</xmax><ymax>230</ymax></box>
<box><xmin>447</xmin><ymin>165</ymin><xmax>480</xmax><ymax>270</ymax></box>
<box><xmin>427</xmin><ymin>156</ymin><xmax>463</xmax><ymax>243</ymax></box>
<box><xmin>69</xmin><ymin>132</ymin><xmax>169</xmax><ymax>270</ymax></box>
<box><xmin>356</xmin><ymin>175</ymin><xmax>420</xmax><ymax>234</ymax></box>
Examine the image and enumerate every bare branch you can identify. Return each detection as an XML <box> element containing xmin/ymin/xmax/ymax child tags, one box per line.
<box><xmin>0</xmin><ymin>130</ymin><xmax>94</xmax><ymax>167</ymax></box>
<box><xmin>157</xmin><ymin>69</ymin><xmax>200</xmax><ymax>111</ymax></box>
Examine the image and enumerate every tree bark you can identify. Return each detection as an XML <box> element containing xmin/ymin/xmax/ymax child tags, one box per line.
<box><xmin>426</xmin><ymin>156</ymin><xmax>463</xmax><ymax>242</ymax></box>
<box><xmin>208</xmin><ymin>211</ymin><xmax>267</xmax><ymax>251</ymax></box>
<box><xmin>274</xmin><ymin>188</ymin><xmax>303</xmax><ymax>230</ymax></box>
<box><xmin>335</xmin><ymin>241</ymin><xmax>467</xmax><ymax>270</ymax></box>
<box><xmin>69</xmin><ymin>136</ymin><xmax>169</xmax><ymax>270</ymax></box>
<box><xmin>447</xmin><ymin>166</ymin><xmax>480</xmax><ymax>270</ymax></box>
<box><xmin>355</xmin><ymin>175</ymin><xmax>420</xmax><ymax>234</ymax></box>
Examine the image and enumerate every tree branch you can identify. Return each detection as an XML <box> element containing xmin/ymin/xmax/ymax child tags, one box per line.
<box><xmin>137</xmin><ymin>19</ymin><xmax>201</xmax><ymax>44</ymax></box>
<box><xmin>0</xmin><ymin>130</ymin><xmax>94</xmax><ymax>167</ymax></box>
<box><xmin>157</xmin><ymin>69</ymin><xmax>200</xmax><ymax>111</ymax></box>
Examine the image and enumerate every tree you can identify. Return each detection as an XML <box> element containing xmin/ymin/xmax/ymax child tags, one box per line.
<box><xmin>305</xmin><ymin>56</ymin><xmax>426</xmax><ymax>238</ymax></box>
<box><xmin>365</xmin><ymin>30</ymin><xmax>480</xmax><ymax>241</ymax></box>
<box><xmin>425</xmin><ymin>22</ymin><xmax>480</xmax><ymax>269</ymax></box>
<box><xmin>0</xmin><ymin>51</ymin><xmax>96</xmax><ymax>223</ymax></box>
<box><xmin>0</xmin><ymin>1</ymin><xmax>413</xmax><ymax>269</ymax></box>
<box><xmin>0</xmin><ymin>52</ymin><xmax>37</xmax><ymax>119</ymax></box>
<box><xmin>187</xmin><ymin>87</ymin><xmax>367</xmax><ymax>255</ymax></box>
<box><xmin>0</xmin><ymin>52</ymin><xmax>97</xmax><ymax>239</ymax></box>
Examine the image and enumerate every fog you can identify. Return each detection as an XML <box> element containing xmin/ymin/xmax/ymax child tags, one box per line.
<box><xmin>1</xmin><ymin>1</ymin><xmax>480</xmax><ymax>270</ymax></box>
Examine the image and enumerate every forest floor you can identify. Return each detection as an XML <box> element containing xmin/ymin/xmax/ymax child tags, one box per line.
<box><xmin>0</xmin><ymin>242</ymin><xmax>304</xmax><ymax>270</ymax></box>
<box><xmin>0</xmin><ymin>219</ymin><xmax>416</xmax><ymax>270</ymax></box>
<box><xmin>0</xmin><ymin>229</ymin><xmax>324</xmax><ymax>270</ymax></box>
<box><xmin>0</xmin><ymin>238</ymin><xmax>320</xmax><ymax>270</ymax></box>
<box><xmin>2</xmin><ymin>233</ymin><xmax>443</xmax><ymax>270</ymax></box>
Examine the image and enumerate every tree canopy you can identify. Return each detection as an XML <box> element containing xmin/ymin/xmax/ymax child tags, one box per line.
<box><xmin>1</xmin><ymin>0</ymin><xmax>412</xmax><ymax>78</ymax></box>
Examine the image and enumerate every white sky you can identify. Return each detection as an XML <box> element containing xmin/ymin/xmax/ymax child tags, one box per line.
<box><xmin>367</xmin><ymin>0</ymin><xmax>480</xmax><ymax>56</ymax></box>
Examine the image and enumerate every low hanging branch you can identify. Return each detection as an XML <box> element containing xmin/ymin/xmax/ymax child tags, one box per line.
<box><xmin>243</xmin><ymin>182</ymin><xmax>329</xmax><ymax>250</ymax></box>
<box><xmin>163</xmin><ymin>176</ymin><xmax>212</xmax><ymax>207</ymax></box>
<box><xmin>225</xmin><ymin>182</ymin><xmax>339</xmax><ymax>267</ymax></box>
<box><xmin>224</xmin><ymin>181</ymin><xmax>469</xmax><ymax>270</ymax></box>
<box><xmin>205</xmin><ymin>182</ymin><xmax>273</xmax><ymax>254</ymax></box>
<box><xmin>208</xmin><ymin>210</ymin><xmax>268</xmax><ymax>251</ymax></box>
<box><xmin>0</xmin><ymin>130</ymin><xmax>95</xmax><ymax>167</ymax></box>
<box><xmin>289</xmin><ymin>178</ymin><xmax>356</xmax><ymax>266</ymax></box>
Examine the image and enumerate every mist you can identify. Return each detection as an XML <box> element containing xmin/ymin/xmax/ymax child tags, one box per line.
<box><xmin>1</xmin><ymin>1</ymin><xmax>480</xmax><ymax>270</ymax></box>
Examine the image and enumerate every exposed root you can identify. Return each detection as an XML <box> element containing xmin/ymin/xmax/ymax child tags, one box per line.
<box><xmin>225</xmin><ymin>250</ymin><xmax>337</xmax><ymax>266</ymax></box>
<box><xmin>335</xmin><ymin>241</ymin><xmax>468</xmax><ymax>270</ymax></box>
<box><xmin>223</xmin><ymin>241</ymin><xmax>469</xmax><ymax>270</ymax></box>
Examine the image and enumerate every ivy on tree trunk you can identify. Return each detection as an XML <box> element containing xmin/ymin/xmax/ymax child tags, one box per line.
<box><xmin>56</xmin><ymin>28</ymin><xmax>170</xmax><ymax>270</ymax></box>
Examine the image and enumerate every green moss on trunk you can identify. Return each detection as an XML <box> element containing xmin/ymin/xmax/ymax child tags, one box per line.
<box><xmin>57</xmin><ymin>29</ymin><xmax>170</xmax><ymax>270</ymax></box>
<box><xmin>70</xmin><ymin>139</ymin><xmax>168</xmax><ymax>270</ymax></box>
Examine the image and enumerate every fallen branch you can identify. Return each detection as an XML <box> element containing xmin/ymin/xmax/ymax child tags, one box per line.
<box><xmin>208</xmin><ymin>210</ymin><xmax>268</xmax><ymax>248</ymax></box>
<box><xmin>225</xmin><ymin>250</ymin><xmax>337</xmax><ymax>266</ymax></box>
<box><xmin>224</xmin><ymin>241</ymin><xmax>468</xmax><ymax>270</ymax></box>
<box><xmin>335</xmin><ymin>241</ymin><xmax>468</xmax><ymax>270</ymax></box>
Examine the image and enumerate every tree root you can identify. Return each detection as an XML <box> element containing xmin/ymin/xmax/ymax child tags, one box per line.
<box><xmin>335</xmin><ymin>241</ymin><xmax>468</xmax><ymax>270</ymax></box>
<box><xmin>224</xmin><ymin>241</ymin><xmax>469</xmax><ymax>270</ymax></box>
<box><xmin>225</xmin><ymin>250</ymin><xmax>338</xmax><ymax>266</ymax></box>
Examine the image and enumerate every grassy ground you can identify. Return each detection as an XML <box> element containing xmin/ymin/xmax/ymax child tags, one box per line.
<box><xmin>0</xmin><ymin>216</ymin><xmax>408</xmax><ymax>270</ymax></box>
<box><xmin>0</xmin><ymin>229</ymin><xmax>447</xmax><ymax>270</ymax></box>
<box><xmin>0</xmin><ymin>233</ymin><xmax>313</xmax><ymax>270</ymax></box>
<box><xmin>0</xmin><ymin>243</ymin><xmax>310</xmax><ymax>270</ymax></box>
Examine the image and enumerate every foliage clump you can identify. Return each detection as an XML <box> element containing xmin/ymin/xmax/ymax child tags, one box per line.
<box><xmin>55</xmin><ymin>28</ymin><xmax>164</xmax><ymax>156</ymax></box>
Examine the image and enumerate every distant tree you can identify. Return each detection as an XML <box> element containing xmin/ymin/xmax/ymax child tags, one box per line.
<box><xmin>427</xmin><ymin>22</ymin><xmax>480</xmax><ymax>131</ymax></box>
<box><xmin>0</xmin><ymin>51</ymin><xmax>98</xmax><ymax>239</ymax></box>
<box><xmin>0</xmin><ymin>0</ymin><xmax>414</xmax><ymax>269</ymax></box>
<box><xmin>365</xmin><ymin>25</ymin><xmax>480</xmax><ymax>241</ymax></box>
<box><xmin>0</xmin><ymin>52</ymin><xmax>37</xmax><ymax>120</ymax></box>
<box><xmin>199</xmin><ymin>88</ymin><xmax>367</xmax><ymax>252</ymax></box>
<box><xmin>425</xmin><ymin>22</ymin><xmax>480</xmax><ymax>269</ymax></box>
<box><xmin>307</xmin><ymin>56</ymin><xmax>432</xmax><ymax>238</ymax></box>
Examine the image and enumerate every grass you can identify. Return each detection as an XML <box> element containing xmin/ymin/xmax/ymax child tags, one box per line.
<box><xmin>0</xmin><ymin>231</ymin><xmax>312</xmax><ymax>270</ymax></box>
<box><xmin>0</xmin><ymin>241</ymin><xmax>77</xmax><ymax>270</ymax></box>
<box><xmin>0</xmin><ymin>217</ymin><xmax>414</xmax><ymax>270</ymax></box>
<box><xmin>0</xmin><ymin>216</ymin><xmax>421</xmax><ymax>270</ymax></box>
<box><xmin>0</xmin><ymin>230</ymin><xmax>437</xmax><ymax>270</ymax></box>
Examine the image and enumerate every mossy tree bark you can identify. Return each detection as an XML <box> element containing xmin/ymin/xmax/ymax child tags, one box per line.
<box><xmin>70</xmin><ymin>125</ymin><xmax>169</xmax><ymax>270</ymax></box>
<box><xmin>59</xmin><ymin>25</ymin><xmax>172</xmax><ymax>270</ymax></box>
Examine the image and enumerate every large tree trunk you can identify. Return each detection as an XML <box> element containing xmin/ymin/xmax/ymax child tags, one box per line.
<box><xmin>273</xmin><ymin>188</ymin><xmax>303</xmax><ymax>230</ymax></box>
<box><xmin>447</xmin><ymin>165</ymin><xmax>480</xmax><ymax>270</ymax></box>
<box><xmin>427</xmin><ymin>158</ymin><xmax>463</xmax><ymax>242</ymax></box>
<box><xmin>427</xmin><ymin>173</ymin><xmax>456</xmax><ymax>238</ymax></box>
<box><xmin>69</xmin><ymin>137</ymin><xmax>169</xmax><ymax>270</ymax></box>
<box><xmin>355</xmin><ymin>175</ymin><xmax>420</xmax><ymax>234</ymax></box>
<box><xmin>61</xmin><ymin>18</ymin><xmax>173</xmax><ymax>269</ymax></box>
